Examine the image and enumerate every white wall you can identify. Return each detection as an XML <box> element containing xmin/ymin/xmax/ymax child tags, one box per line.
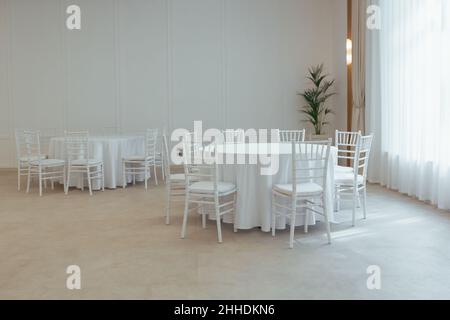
<box><xmin>0</xmin><ymin>0</ymin><xmax>347</xmax><ymax>168</ymax></box>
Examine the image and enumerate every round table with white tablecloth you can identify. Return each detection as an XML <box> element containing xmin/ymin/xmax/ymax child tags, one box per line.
<box><xmin>212</xmin><ymin>143</ymin><xmax>337</xmax><ymax>232</ymax></box>
<box><xmin>48</xmin><ymin>135</ymin><xmax>145</xmax><ymax>189</ymax></box>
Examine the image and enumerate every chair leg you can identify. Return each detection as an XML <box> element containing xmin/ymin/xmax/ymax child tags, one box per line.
<box><xmin>334</xmin><ymin>186</ymin><xmax>338</xmax><ymax>212</ymax></box>
<box><xmin>161</xmin><ymin>161</ymin><xmax>166</xmax><ymax>182</ymax></box>
<box><xmin>101</xmin><ymin>164</ymin><xmax>105</xmax><ymax>191</ymax></box>
<box><xmin>26</xmin><ymin>166</ymin><xmax>31</xmax><ymax>194</ymax></box>
<box><xmin>17</xmin><ymin>162</ymin><xmax>21</xmax><ymax>191</ymax></box>
<box><xmin>181</xmin><ymin>192</ymin><xmax>190</xmax><ymax>239</ymax></box>
<box><xmin>165</xmin><ymin>184</ymin><xmax>171</xmax><ymax>225</ymax></box>
<box><xmin>51</xmin><ymin>173</ymin><xmax>54</xmax><ymax>190</ymax></box>
<box><xmin>122</xmin><ymin>162</ymin><xmax>126</xmax><ymax>189</ymax></box>
<box><xmin>323</xmin><ymin>195</ymin><xmax>332</xmax><ymax>244</ymax></box>
<box><xmin>63</xmin><ymin>166</ymin><xmax>67</xmax><ymax>195</ymax></box>
<box><xmin>215</xmin><ymin>196</ymin><xmax>222</xmax><ymax>243</ymax></box>
<box><xmin>362</xmin><ymin>187</ymin><xmax>367</xmax><ymax>219</ymax></box>
<box><xmin>352</xmin><ymin>188</ymin><xmax>357</xmax><ymax>227</ymax></box>
<box><xmin>289</xmin><ymin>216</ymin><xmax>296</xmax><ymax>249</ymax></box>
<box><xmin>202</xmin><ymin>207</ymin><xmax>206</xmax><ymax>229</ymax></box>
<box><xmin>144</xmin><ymin>163</ymin><xmax>148</xmax><ymax>191</ymax></box>
<box><xmin>233</xmin><ymin>192</ymin><xmax>238</xmax><ymax>233</ymax></box>
<box><xmin>271</xmin><ymin>192</ymin><xmax>276</xmax><ymax>237</ymax></box>
<box><xmin>289</xmin><ymin>198</ymin><xmax>296</xmax><ymax>249</ymax></box>
<box><xmin>38</xmin><ymin>167</ymin><xmax>43</xmax><ymax>197</ymax></box>
<box><xmin>304</xmin><ymin>209</ymin><xmax>309</xmax><ymax>234</ymax></box>
<box><xmin>154</xmin><ymin>163</ymin><xmax>158</xmax><ymax>185</ymax></box>
<box><xmin>304</xmin><ymin>198</ymin><xmax>311</xmax><ymax>233</ymax></box>
<box><xmin>66</xmin><ymin>166</ymin><xmax>71</xmax><ymax>194</ymax></box>
<box><xmin>87</xmin><ymin>167</ymin><xmax>93</xmax><ymax>196</ymax></box>
<box><xmin>80</xmin><ymin>172</ymin><xmax>84</xmax><ymax>191</ymax></box>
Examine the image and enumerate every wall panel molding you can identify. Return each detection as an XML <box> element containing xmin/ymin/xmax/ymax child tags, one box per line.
<box><xmin>220</xmin><ymin>0</ymin><xmax>227</xmax><ymax>129</ymax></box>
<box><xmin>113</xmin><ymin>0</ymin><xmax>122</xmax><ymax>132</ymax></box>
<box><xmin>7</xmin><ymin>0</ymin><xmax>15</xmax><ymax>166</ymax></box>
<box><xmin>166</xmin><ymin>0</ymin><xmax>173</xmax><ymax>132</ymax></box>
<box><xmin>60</xmin><ymin>0</ymin><xmax>68</xmax><ymax>130</ymax></box>
<box><xmin>0</xmin><ymin>0</ymin><xmax>346</xmax><ymax>167</ymax></box>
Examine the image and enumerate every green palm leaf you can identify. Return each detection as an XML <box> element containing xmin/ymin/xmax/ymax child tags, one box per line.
<box><xmin>298</xmin><ymin>64</ymin><xmax>335</xmax><ymax>135</ymax></box>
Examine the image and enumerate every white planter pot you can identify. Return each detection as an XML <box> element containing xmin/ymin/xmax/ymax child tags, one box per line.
<box><xmin>308</xmin><ymin>133</ymin><xmax>329</xmax><ymax>141</ymax></box>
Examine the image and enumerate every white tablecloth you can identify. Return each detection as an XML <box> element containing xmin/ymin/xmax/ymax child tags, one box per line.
<box><xmin>49</xmin><ymin>135</ymin><xmax>145</xmax><ymax>189</ymax></box>
<box><xmin>214</xmin><ymin>143</ymin><xmax>337</xmax><ymax>232</ymax></box>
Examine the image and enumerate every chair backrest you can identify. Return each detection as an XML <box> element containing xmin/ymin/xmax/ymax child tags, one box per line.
<box><xmin>15</xmin><ymin>129</ymin><xmax>28</xmax><ymax>162</ymax></box>
<box><xmin>145</xmin><ymin>128</ymin><xmax>159</xmax><ymax>158</ymax></box>
<box><xmin>182</xmin><ymin>132</ymin><xmax>218</xmax><ymax>190</ymax></box>
<box><xmin>65</xmin><ymin>131</ymin><xmax>90</xmax><ymax>162</ymax></box>
<box><xmin>23</xmin><ymin>130</ymin><xmax>43</xmax><ymax>163</ymax></box>
<box><xmin>278</xmin><ymin>129</ymin><xmax>306</xmax><ymax>143</ymax></box>
<box><xmin>354</xmin><ymin>134</ymin><xmax>374</xmax><ymax>181</ymax></box>
<box><xmin>223</xmin><ymin>129</ymin><xmax>245</xmax><ymax>144</ymax></box>
<box><xmin>291</xmin><ymin>139</ymin><xmax>332</xmax><ymax>194</ymax></box>
<box><xmin>335</xmin><ymin>130</ymin><xmax>361</xmax><ymax>167</ymax></box>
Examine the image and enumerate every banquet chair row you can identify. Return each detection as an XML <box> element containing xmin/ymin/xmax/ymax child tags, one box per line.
<box><xmin>161</xmin><ymin>128</ymin><xmax>372</xmax><ymax>248</ymax></box>
<box><xmin>15</xmin><ymin>130</ymin><xmax>105</xmax><ymax>196</ymax></box>
<box><xmin>220</xmin><ymin>128</ymin><xmax>307</xmax><ymax>144</ymax></box>
<box><xmin>15</xmin><ymin>129</ymin><xmax>47</xmax><ymax>191</ymax></box>
<box><xmin>164</xmin><ymin>128</ymin><xmax>309</xmax><ymax>245</ymax></box>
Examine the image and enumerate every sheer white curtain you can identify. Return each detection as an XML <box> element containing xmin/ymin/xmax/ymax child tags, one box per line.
<box><xmin>366</xmin><ymin>0</ymin><xmax>450</xmax><ymax>210</ymax></box>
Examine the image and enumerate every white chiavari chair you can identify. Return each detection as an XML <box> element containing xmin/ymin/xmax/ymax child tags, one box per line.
<box><xmin>122</xmin><ymin>128</ymin><xmax>158</xmax><ymax>190</ymax></box>
<box><xmin>335</xmin><ymin>134</ymin><xmax>374</xmax><ymax>226</ymax></box>
<box><xmin>271</xmin><ymin>139</ymin><xmax>332</xmax><ymax>248</ymax></box>
<box><xmin>65</xmin><ymin>131</ymin><xmax>104</xmax><ymax>196</ymax></box>
<box><xmin>277</xmin><ymin>129</ymin><xmax>306</xmax><ymax>143</ymax></box>
<box><xmin>15</xmin><ymin>129</ymin><xmax>47</xmax><ymax>191</ymax></box>
<box><xmin>180</xmin><ymin>133</ymin><xmax>237</xmax><ymax>243</ymax></box>
<box><xmin>223</xmin><ymin>129</ymin><xmax>245</xmax><ymax>144</ymax></box>
<box><xmin>334</xmin><ymin>130</ymin><xmax>361</xmax><ymax>211</ymax></box>
<box><xmin>24</xmin><ymin>130</ymin><xmax>66</xmax><ymax>197</ymax></box>
<box><xmin>163</xmin><ymin>133</ymin><xmax>185</xmax><ymax>225</ymax></box>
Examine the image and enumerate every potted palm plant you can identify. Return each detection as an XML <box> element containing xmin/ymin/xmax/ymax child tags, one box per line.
<box><xmin>298</xmin><ymin>64</ymin><xmax>335</xmax><ymax>139</ymax></box>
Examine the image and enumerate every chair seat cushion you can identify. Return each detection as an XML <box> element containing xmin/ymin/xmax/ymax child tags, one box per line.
<box><xmin>20</xmin><ymin>155</ymin><xmax>47</xmax><ymax>162</ymax></box>
<box><xmin>335</xmin><ymin>172</ymin><xmax>365</xmax><ymax>185</ymax></box>
<box><xmin>335</xmin><ymin>165</ymin><xmax>354</xmax><ymax>173</ymax></box>
<box><xmin>71</xmin><ymin>159</ymin><xmax>103</xmax><ymax>166</ymax></box>
<box><xmin>170</xmin><ymin>173</ymin><xmax>185</xmax><ymax>181</ymax></box>
<box><xmin>188</xmin><ymin>181</ymin><xmax>236</xmax><ymax>194</ymax></box>
<box><xmin>29</xmin><ymin>159</ymin><xmax>65</xmax><ymax>167</ymax></box>
<box><xmin>273</xmin><ymin>182</ymin><xmax>323</xmax><ymax>196</ymax></box>
<box><xmin>123</xmin><ymin>155</ymin><xmax>153</xmax><ymax>161</ymax></box>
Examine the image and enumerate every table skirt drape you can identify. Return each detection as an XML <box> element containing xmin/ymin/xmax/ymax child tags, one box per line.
<box><xmin>48</xmin><ymin>135</ymin><xmax>145</xmax><ymax>189</ymax></box>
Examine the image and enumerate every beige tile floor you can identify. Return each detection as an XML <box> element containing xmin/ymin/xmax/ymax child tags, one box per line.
<box><xmin>0</xmin><ymin>169</ymin><xmax>450</xmax><ymax>300</ymax></box>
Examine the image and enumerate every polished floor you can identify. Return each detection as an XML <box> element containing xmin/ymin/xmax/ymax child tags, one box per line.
<box><xmin>0</xmin><ymin>169</ymin><xmax>449</xmax><ymax>299</ymax></box>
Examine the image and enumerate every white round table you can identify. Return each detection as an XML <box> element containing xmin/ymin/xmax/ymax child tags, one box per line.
<box><xmin>49</xmin><ymin>135</ymin><xmax>145</xmax><ymax>189</ymax></box>
<box><xmin>212</xmin><ymin>143</ymin><xmax>337</xmax><ymax>232</ymax></box>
